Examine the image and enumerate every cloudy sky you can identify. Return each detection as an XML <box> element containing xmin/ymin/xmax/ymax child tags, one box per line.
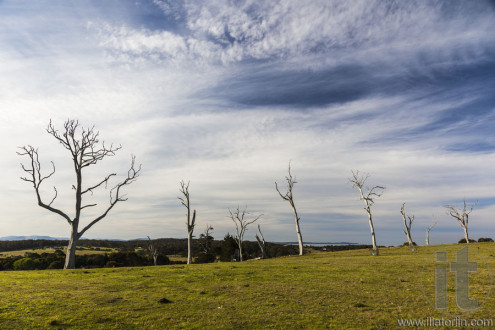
<box><xmin>1</xmin><ymin>0</ymin><xmax>494</xmax><ymax>246</ymax></box>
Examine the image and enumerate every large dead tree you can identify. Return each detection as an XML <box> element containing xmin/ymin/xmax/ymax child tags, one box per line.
<box><xmin>228</xmin><ymin>205</ymin><xmax>262</xmax><ymax>261</ymax></box>
<box><xmin>445</xmin><ymin>200</ymin><xmax>477</xmax><ymax>244</ymax></box>
<box><xmin>400</xmin><ymin>203</ymin><xmax>415</xmax><ymax>247</ymax></box>
<box><xmin>255</xmin><ymin>224</ymin><xmax>267</xmax><ymax>259</ymax></box>
<box><xmin>275</xmin><ymin>162</ymin><xmax>304</xmax><ymax>255</ymax></box>
<box><xmin>425</xmin><ymin>220</ymin><xmax>436</xmax><ymax>246</ymax></box>
<box><xmin>18</xmin><ymin>119</ymin><xmax>140</xmax><ymax>269</ymax></box>
<box><xmin>348</xmin><ymin>170</ymin><xmax>385</xmax><ymax>254</ymax></box>
<box><xmin>178</xmin><ymin>180</ymin><xmax>196</xmax><ymax>264</ymax></box>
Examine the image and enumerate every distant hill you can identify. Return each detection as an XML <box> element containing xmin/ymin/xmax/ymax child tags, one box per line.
<box><xmin>0</xmin><ymin>235</ymin><xmax>68</xmax><ymax>241</ymax></box>
<box><xmin>0</xmin><ymin>235</ymin><xmax>139</xmax><ymax>241</ymax></box>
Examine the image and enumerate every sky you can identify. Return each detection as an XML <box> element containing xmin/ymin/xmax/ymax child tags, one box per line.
<box><xmin>1</xmin><ymin>0</ymin><xmax>495</xmax><ymax>246</ymax></box>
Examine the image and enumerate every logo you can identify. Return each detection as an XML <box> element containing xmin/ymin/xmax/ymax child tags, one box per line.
<box><xmin>421</xmin><ymin>245</ymin><xmax>492</xmax><ymax>316</ymax></box>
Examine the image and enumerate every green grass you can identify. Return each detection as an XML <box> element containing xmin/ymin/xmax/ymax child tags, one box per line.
<box><xmin>1</xmin><ymin>243</ymin><xmax>494</xmax><ymax>329</ymax></box>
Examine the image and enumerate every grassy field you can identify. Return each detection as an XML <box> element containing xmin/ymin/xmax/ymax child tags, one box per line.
<box><xmin>0</xmin><ymin>243</ymin><xmax>494</xmax><ymax>329</ymax></box>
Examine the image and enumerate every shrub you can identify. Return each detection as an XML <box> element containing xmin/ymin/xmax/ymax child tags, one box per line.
<box><xmin>458</xmin><ymin>238</ymin><xmax>476</xmax><ymax>243</ymax></box>
<box><xmin>156</xmin><ymin>254</ymin><xmax>170</xmax><ymax>265</ymax></box>
<box><xmin>105</xmin><ymin>260</ymin><xmax>118</xmax><ymax>268</ymax></box>
<box><xmin>195</xmin><ymin>252</ymin><xmax>216</xmax><ymax>264</ymax></box>
<box><xmin>478</xmin><ymin>237</ymin><xmax>494</xmax><ymax>243</ymax></box>
<box><xmin>13</xmin><ymin>258</ymin><xmax>42</xmax><ymax>270</ymax></box>
<box><xmin>47</xmin><ymin>259</ymin><xmax>65</xmax><ymax>269</ymax></box>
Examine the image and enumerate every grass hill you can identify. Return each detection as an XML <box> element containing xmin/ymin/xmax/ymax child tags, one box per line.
<box><xmin>1</xmin><ymin>243</ymin><xmax>494</xmax><ymax>328</ymax></box>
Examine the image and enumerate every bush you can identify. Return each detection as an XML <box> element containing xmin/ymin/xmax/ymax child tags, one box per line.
<box><xmin>156</xmin><ymin>254</ymin><xmax>170</xmax><ymax>265</ymax></box>
<box><xmin>13</xmin><ymin>258</ymin><xmax>42</xmax><ymax>270</ymax></box>
<box><xmin>458</xmin><ymin>238</ymin><xmax>476</xmax><ymax>243</ymax></box>
<box><xmin>478</xmin><ymin>238</ymin><xmax>494</xmax><ymax>243</ymax></box>
<box><xmin>47</xmin><ymin>259</ymin><xmax>65</xmax><ymax>269</ymax></box>
<box><xmin>105</xmin><ymin>260</ymin><xmax>118</xmax><ymax>268</ymax></box>
<box><xmin>402</xmin><ymin>242</ymin><xmax>417</xmax><ymax>246</ymax></box>
<box><xmin>195</xmin><ymin>252</ymin><xmax>216</xmax><ymax>263</ymax></box>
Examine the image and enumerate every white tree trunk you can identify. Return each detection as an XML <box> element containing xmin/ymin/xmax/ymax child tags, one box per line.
<box><xmin>426</xmin><ymin>229</ymin><xmax>430</xmax><ymax>246</ymax></box>
<box><xmin>463</xmin><ymin>225</ymin><xmax>470</xmax><ymax>243</ymax></box>
<box><xmin>292</xmin><ymin>205</ymin><xmax>304</xmax><ymax>256</ymax></box>
<box><xmin>367</xmin><ymin>209</ymin><xmax>377</xmax><ymax>253</ymax></box>
<box><xmin>405</xmin><ymin>229</ymin><xmax>413</xmax><ymax>247</ymax></box>
<box><xmin>295</xmin><ymin>221</ymin><xmax>304</xmax><ymax>256</ymax></box>
<box><xmin>187</xmin><ymin>230</ymin><xmax>193</xmax><ymax>264</ymax></box>
<box><xmin>238</xmin><ymin>241</ymin><xmax>243</xmax><ymax>262</ymax></box>
<box><xmin>64</xmin><ymin>224</ymin><xmax>78</xmax><ymax>269</ymax></box>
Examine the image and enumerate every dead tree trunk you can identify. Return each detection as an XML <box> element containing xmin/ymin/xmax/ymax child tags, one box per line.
<box><xmin>147</xmin><ymin>236</ymin><xmax>159</xmax><ymax>266</ymax></box>
<box><xmin>348</xmin><ymin>170</ymin><xmax>385</xmax><ymax>254</ymax></box>
<box><xmin>445</xmin><ymin>200</ymin><xmax>477</xmax><ymax>244</ymax></box>
<box><xmin>18</xmin><ymin>119</ymin><xmax>141</xmax><ymax>269</ymax></box>
<box><xmin>179</xmin><ymin>181</ymin><xmax>196</xmax><ymax>264</ymax></box>
<box><xmin>255</xmin><ymin>224</ymin><xmax>267</xmax><ymax>259</ymax></box>
<box><xmin>400</xmin><ymin>203</ymin><xmax>414</xmax><ymax>247</ymax></box>
<box><xmin>66</xmin><ymin>225</ymin><xmax>78</xmax><ymax>269</ymax></box>
<box><xmin>426</xmin><ymin>221</ymin><xmax>436</xmax><ymax>246</ymax></box>
<box><xmin>275</xmin><ymin>162</ymin><xmax>304</xmax><ymax>255</ymax></box>
<box><xmin>228</xmin><ymin>206</ymin><xmax>262</xmax><ymax>262</ymax></box>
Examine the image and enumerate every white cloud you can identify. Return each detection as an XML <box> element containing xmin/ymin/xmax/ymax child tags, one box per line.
<box><xmin>0</xmin><ymin>0</ymin><xmax>494</xmax><ymax>246</ymax></box>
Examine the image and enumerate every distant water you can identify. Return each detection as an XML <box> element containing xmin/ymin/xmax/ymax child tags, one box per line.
<box><xmin>275</xmin><ymin>242</ymin><xmax>358</xmax><ymax>247</ymax></box>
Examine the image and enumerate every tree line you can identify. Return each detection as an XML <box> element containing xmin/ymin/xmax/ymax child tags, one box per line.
<box><xmin>0</xmin><ymin>236</ymin><xmax>322</xmax><ymax>270</ymax></box>
<box><xmin>16</xmin><ymin>119</ymin><xmax>490</xmax><ymax>268</ymax></box>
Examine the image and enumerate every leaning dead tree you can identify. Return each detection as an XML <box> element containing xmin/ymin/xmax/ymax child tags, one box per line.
<box><xmin>178</xmin><ymin>180</ymin><xmax>196</xmax><ymax>265</ymax></box>
<box><xmin>228</xmin><ymin>205</ymin><xmax>262</xmax><ymax>261</ymax></box>
<box><xmin>445</xmin><ymin>200</ymin><xmax>477</xmax><ymax>244</ymax></box>
<box><xmin>147</xmin><ymin>236</ymin><xmax>159</xmax><ymax>266</ymax></box>
<box><xmin>18</xmin><ymin>119</ymin><xmax>141</xmax><ymax>269</ymax></box>
<box><xmin>400</xmin><ymin>203</ymin><xmax>415</xmax><ymax>247</ymax></box>
<box><xmin>275</xmin><ymin>162</ymin><xmax>304</xmax><ymax>255</ymax></box>
<box><xmin>255</xmin><ymin>224</ymin><xmax>267</xmax><ymax>259</ymax></box>
<box><xmin>348</xmin><ymin>170</ymin><xmax>385</xmax><ymax>254</ymax></box>
<box><xmin>425</xmin><ymin>220</ymin><xmax>437</xmax><ymax>246</ymax></box>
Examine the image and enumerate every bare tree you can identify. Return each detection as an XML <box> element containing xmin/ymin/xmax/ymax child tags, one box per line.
<box><xmin>275</xmin><ymin>162</ymin><xmax>304</xmax><ymax>255</ymax></box>
<box><xmin>228</xmin><ymin>206</ymin><xmax>262</xmax><ymax>261</ymax></box>
<box><xmin>17</xmin><ymin>119</ymin><xmax>141</xmax><ymax>269</ymax></box>
<box><xmin>255</xmin><ymin>224</ymin><xmax>267</xmax><ymax>259</ymax></box>
<box><xmin>178</xmin><ymin>180</ymin><xmax>196</xmax><ymax>265</ymax></box>
<box><xmin>199</xmin><ymin>224</ymin><xmax>214</xmax><ymax>254</ymax></box>
<box><xmin>426</xmin><ymin>220</ymin><xmax>437</xmax><ymax>246</ymax></box>
<box><xmin>400</xmin><ymin>203</ymin><xmax>415</xmax><ymax>247</ymax></box>
<box><xmin>348</xmin><ymin>170</ymin><xmax>385</xmax><ymax>254</ymax></box>
<box><xmin>445</xmin><ymin>200</ymin><xmax>477</xmax><ymax>244</ymax></box>
<box><xmin>147</xmin><ymin>236</ymin><xmax>159</xmax><ymax>266</ymax></box>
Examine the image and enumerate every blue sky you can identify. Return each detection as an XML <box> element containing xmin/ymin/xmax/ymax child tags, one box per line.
<box><xmin>1</xmin><ymin>0</ymin><xmax>494</xmax><ymax>245</ymax></box>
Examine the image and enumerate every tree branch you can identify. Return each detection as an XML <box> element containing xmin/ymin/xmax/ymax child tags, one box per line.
<box><xmin>17</xmin><ymin>145</ymin><xmax>72</xmax><ymax>225</ymax></box>
<box><xmin>78</xmin><ymin>155</ymin><xmax>141</xmax><ymax>238</ymax></box>
<box><xmin>81</xmin><ymin>173</ymin><xmax>116</xmax><ymax>195</ymax></box>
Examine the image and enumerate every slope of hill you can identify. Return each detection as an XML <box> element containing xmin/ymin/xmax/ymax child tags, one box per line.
<box><xmin>1</xmin><ymin>243</ymin><xmax>493</xmax><ymax>328</ymax></box>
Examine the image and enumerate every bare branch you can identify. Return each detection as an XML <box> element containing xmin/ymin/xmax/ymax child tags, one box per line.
<box><xmin>78</xmin><ymin>155</ymin><xmax>141</xmax><ymax>239</ymax></box>
<box><xmin>81</xmin><ymin>173</ymin><xmax>116</xmax><ymax>195</ymax></box>
<box><xmin>80</xmin><ymin>204</ymin><xmax>97</xmax><ymax>210</ymax></box>
<box><xmin>48</xmin><ymin>187</ymin><xmax>58</xmax><ymax>207</ymax></box>
<box><xmin>17</xmin><ymin>145</ymin><xmax>72</xmax><ymax>225</ymax></box>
